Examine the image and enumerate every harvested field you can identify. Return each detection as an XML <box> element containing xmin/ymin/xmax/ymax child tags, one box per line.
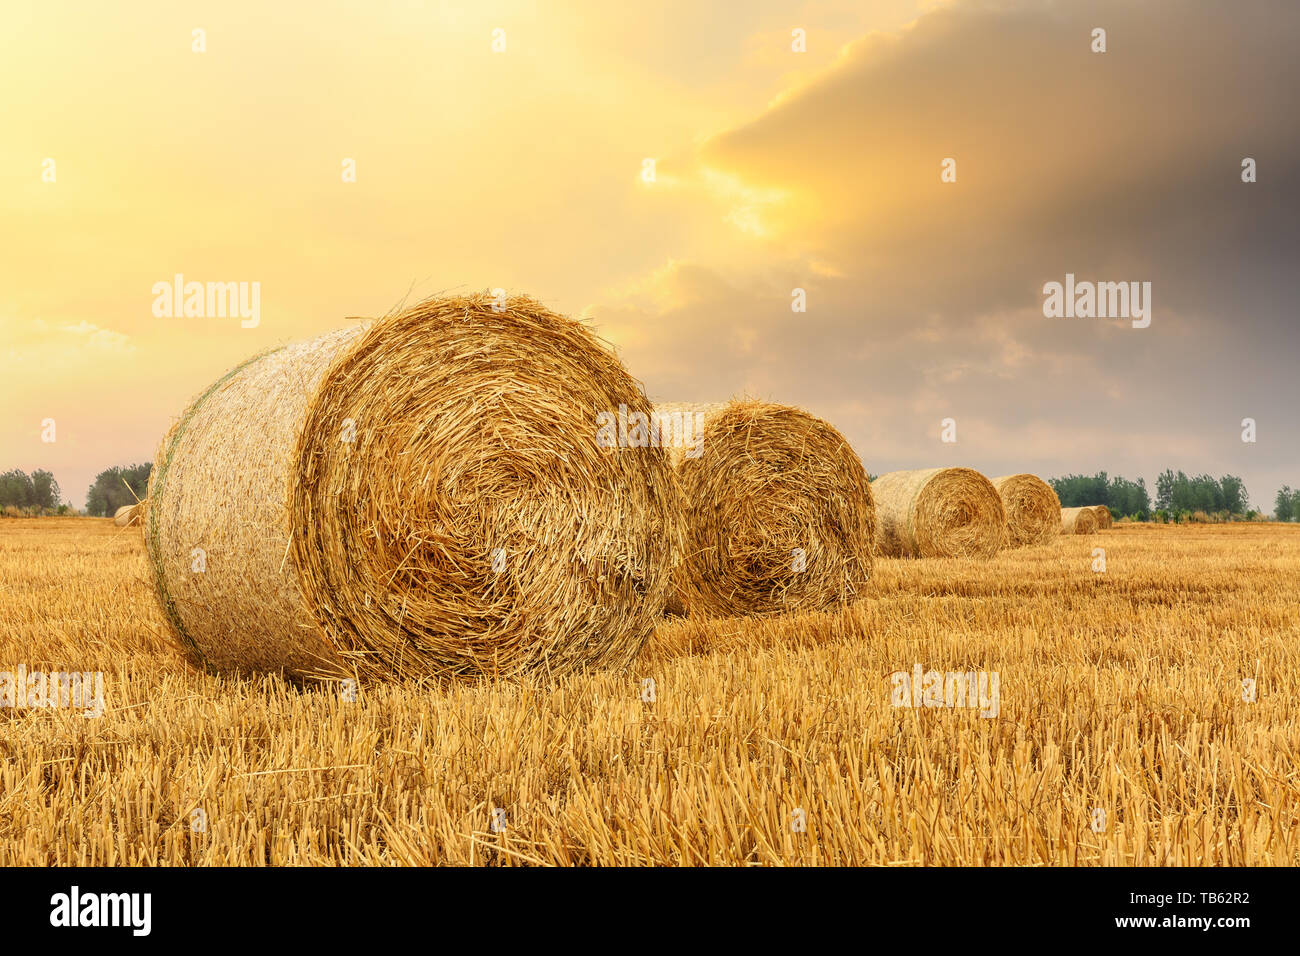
<box><xmin>3</xmin><ymin>517</ymin><xmax>1297</xmax><ymax>865</ymax></box>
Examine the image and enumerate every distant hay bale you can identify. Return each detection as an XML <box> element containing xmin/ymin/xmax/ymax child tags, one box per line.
<box><xmin>871</xmin><ymin>468</ymin><xmax>1006</xmax><ymax>558</ymax></box>
<box><xmin>1060</xmin><ymin>506</ymin><xmax>1099</xmax><ymax>535</ymax></box>
<box><xmin>990</xmin><ymin>474</ymin><xmax>1060</xmax><ymax>548</ymax></box>
<box><xmin>145</xmin><ymin>293</ymin><xmax>678</xmax><ymax>682</ymax></box>
<box><xmin>113</xmin><ymin>503</ymin><xmax>143</xmax><ymax>527</ymax></box>
<box><xmin>1091</xmin><ymin>505</ymin><xmax>1114</xmax><ymax>529</ymax></box>
<box><xmin>655</xmin><ymin>400</ymin><xmax>874</xmax><ymax>618</ymax></box>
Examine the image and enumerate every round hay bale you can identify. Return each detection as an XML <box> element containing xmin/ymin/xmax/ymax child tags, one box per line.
<box><xmin>146</xmin><ymin>293</ymin><xmax>679</xmax><ymax>682</ymax></box>
<box><xmin>990</xmin><ymin>474</ymin><xmax>1060</xmax><ymax>548</ymax></box>
<box><xmin>1060</xmin><ymin>506</ymin><xmax>1099</xmax><ymax>535</ymax></box>
<box><xmin>654</xmin><ymin>400</ymin><xmax>874</xmax><ymax>618</ymax></box>
<box><xmin>1091</xmin><ymin>505</ymin><xmax>1114</xmax><ymax>529</ymax></box>
<box><xmin>871</xmin><ymin>468</ymin><xmax>1006</xmax><ymax>558</ymax></box>
<box><xmin>113</xmin><ymin>503</ymin><xmax>143</xmax><ymax>527</ymax></box>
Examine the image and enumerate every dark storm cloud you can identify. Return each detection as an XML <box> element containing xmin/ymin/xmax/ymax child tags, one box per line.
<box><xmin>598</xmin><ymin>0</ymin><xmax>1299</xmax><ymax>506</ymax></box>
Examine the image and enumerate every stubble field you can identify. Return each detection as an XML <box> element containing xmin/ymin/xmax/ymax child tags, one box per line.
<box><xmin>1</xmin><ymin>518</ymin><xmax>1296</xmax><ymax>865</ymax></box>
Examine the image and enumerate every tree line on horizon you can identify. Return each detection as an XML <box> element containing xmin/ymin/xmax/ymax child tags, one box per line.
<box><xmin>1273</xmin><ymin>486</ymin><xmax>1300</xmax><ymax>523</ymax></box>
<box><xmin>1049</xmin><ymin>470</ymin><xmax>1298</xmax><ymax>523</ymax></box>
<box><xmin>2</xmin><ymin>462</ymin><xmax>1298</xmax><ymax>523</ymax></box>
<box><xmin>0</xmin><ymin>464</ymin><xmax>152</xmax><ymax>517</ymax></box>
<box><xmin>0</xmin><ymin>469</ymin><xmax>64</xmax><ymax>514</ymax></box>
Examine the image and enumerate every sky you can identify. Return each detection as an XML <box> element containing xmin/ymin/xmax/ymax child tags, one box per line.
<box><xmin>1</xmin><ymin>0</ymin><xmax>1296</xmax><ymax>510</ymax></box>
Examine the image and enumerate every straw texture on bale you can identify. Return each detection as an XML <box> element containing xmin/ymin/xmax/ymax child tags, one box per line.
<box><xmin>871</xmin><ymin>468</ymin><xmax>1006</xmax><ymax>558</ymax></box>
<box><xmin>655</xmin><ymin>400</ymin><xmax>874</xmax><ymax>618</ymax></box>
<box><xmin>146</xmin><ymin>293</ymin><xmax>679</xmax><ymax>682</ymax></box>
<box><xmin>1091</xmin><ymin>505</ymin><xmax>1114</xmax><ymax>529</ymax></box>
<box><xmin>1060</xmin><ymin>506</ymin><xmax>1099</xmax><ymax>535</ymax></box>
<box><xmin>990</xmin><ymin>474</ymin><xmax>1061</xmax><ymax>549</ymax></box>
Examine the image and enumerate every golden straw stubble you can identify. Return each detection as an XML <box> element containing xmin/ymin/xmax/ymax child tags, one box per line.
<box><xmin>1060</xmin><ymin>506</ymin><xmax>1099</xmax><ymax>535</ymax></box>
<box><xmin>656</xmin><ymin>400</ymin><xmax>874</xmax><ymax>618</ymax></box>
<box><xmin>148</xmin><ymin>293</ymin><xmax>679</xmax><ymax>683</ymax></box>
<box><xmin>991</xmin><ymin>474</ymin><xmax>1061</xmax><ymax>548</ymax></box>
<box><xmin>871</xmin><ymin>467</ymin><xmax>1006</xmax><ymax>558</ymax></box>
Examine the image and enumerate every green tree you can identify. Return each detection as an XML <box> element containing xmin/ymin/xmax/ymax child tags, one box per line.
<box><xmin>1155</xmin><ymin>469</ymin><xmax>1175</xmax><ymax>512</ymax></box>
<box><xmin>1107</xmin><ymin>476</ymin><xmax>1150</xmax><ymax>519</ymax></box>
<box><xmin>30</xmin><ymin>469</ymin><xmax>61</xmax><ymax>510</ymax></box>
<box><xmin>1170</xmin><ymin>470</ymin><xmax>1192</xmax><ymax>512</ymax></box>
<box><xmin>0</xmin><ymin>469</ymin><xmax>36</xmax><ymax>509</ymax></box>
<box><xmin>1049</xmin><ymin>472</ymin><xmax>1106</xmax><ymax>508</ymax></box>
<box><xmin>86</xmin><ymin>463</ymin><xmax>152</xmax><ymax>517</ymax></box>
<box><xmin>1191</xmin><ymin>474</ymin><xmax>1221</xmax><ymax>512</ymax></box>
<box><xmin>1049</xmin><ymin>472</ymin><xmax>1148</xmax><ymax>520</ymax></box>
<box><xmin>1152</xmin><ymin>471</ymin><xmax>1248</xmax><ymax>516</ymax></box>
<box><xmin>1218</xmin><ymin>475</ymin><xmax>1248</xmax><ymax>516</ymax></box>
<box><xmin>1277</xmin><ymin>486</ymin><xmax>1295</xmax><ymax>523</ymax></box>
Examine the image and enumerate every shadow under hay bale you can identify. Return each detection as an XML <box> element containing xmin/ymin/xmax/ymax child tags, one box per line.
<box><xmin>990</xmin><ymin>474</ymin><xmax>1061</xmax><ymax>548</ymax></box>
<box><xmin>654</xmin><ymin>400</ymin><xmax>874</xmax><ymax>619</ymax></box>
<box><xmin>146</xmin><ymin>293</ymin><xmax>679</xmax><ymax>682</ymax></box>
<box><xmin>871</xmin><ymin>467</ymin><xmax>1006</xmax><ymax>558</ymax></box>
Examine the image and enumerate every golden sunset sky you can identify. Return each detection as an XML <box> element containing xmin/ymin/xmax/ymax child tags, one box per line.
<box><xmin>2</xmin><ymin>0</ymin><xmax>1296</xmax><ymax>508</ymax></box>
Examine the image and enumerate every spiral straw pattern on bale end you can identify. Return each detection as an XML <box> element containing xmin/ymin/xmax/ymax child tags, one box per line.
<box><xmin>871</xmin><ymin>467</ymin><xmax>1006</xmax><ymax>558</ymax></box>
<box><xmin>990</xmin><ymin>474</ymin><xmax>1061</xmax><ymax>548</ymax></box>
<box><xmin>1091</xmin><ymin>505</ymin><xmax>1114</xmax><ymax>529</ymax></box>
<box><xmin>1060</xmin><ymin>506</ymin><xmax>1099</xmax><ymax>535</ymax></box>
<box><xmin>654</xmin><ymin>400</ymin><xmax>874</xmax><ymax>618</ymax></box>
<box><xmin>146</xmin><ymin>293</ymin><xmax>679</xmax><ymax>682</ymax></box>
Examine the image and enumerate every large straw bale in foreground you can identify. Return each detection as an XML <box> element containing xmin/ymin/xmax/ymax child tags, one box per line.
<box><xmin>871</xmin><ymin>468</ymin><xmax>1006</xmax><ymax>558</ymax></box>
<box><xmin>1091</xmin><ymin>505</ymin><xmax>1114</xmax><ymax>529</ymax></box>
<box><xmin>146</xmin><ymin>294</ymin><xmax>678</xmax><ymax>682</ymax></box>
<box><xmin>1060</xmin><ymin>506</ymin><xmax>1099</xmax><ymax>535</ymax></box>
<box><xmin>990</xmin><ymin>474</ymin><xmax>1061</xmax><ymax>548</ymax></box>
<box><xmin>655</xmin><ymin>400</ymin><xmax>874</xmax><ymax>618</ymax></box>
